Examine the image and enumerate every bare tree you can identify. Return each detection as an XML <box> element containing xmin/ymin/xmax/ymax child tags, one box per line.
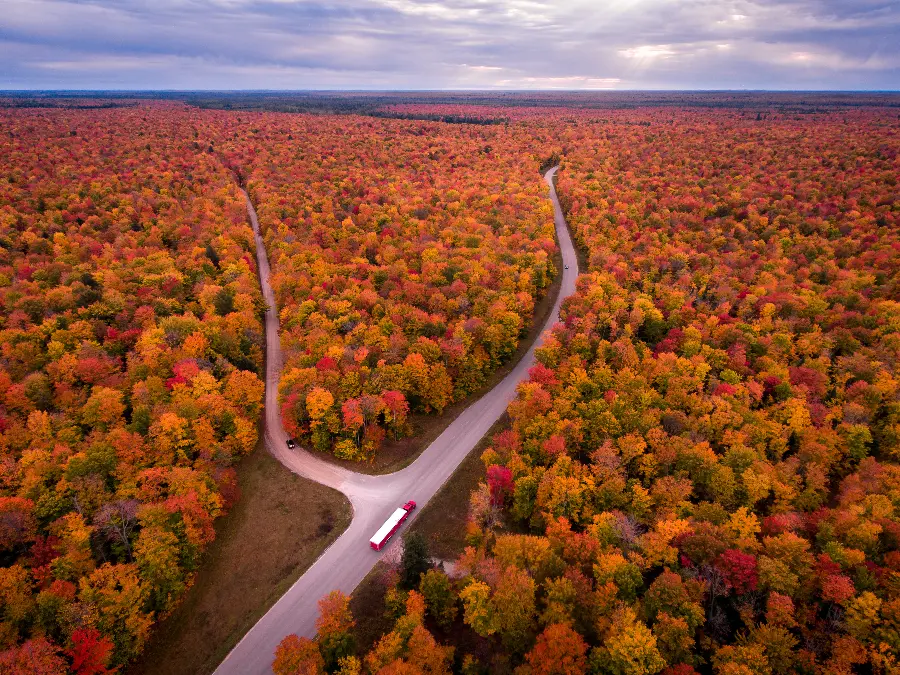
<box><xmin>93</xmin><ymin>499</ymin><xmax>140</xmax><ymax>561</ymax></box>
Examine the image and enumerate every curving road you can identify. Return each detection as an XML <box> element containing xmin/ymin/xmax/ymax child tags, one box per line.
<box><xmin>214</xmin><ymin>167</ymin><xmax>577</xmax><ymax>675</ymax></box>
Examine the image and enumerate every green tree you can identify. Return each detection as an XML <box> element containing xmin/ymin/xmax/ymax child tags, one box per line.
<box><xmin>401</xmin><ymin>531</ymin><xmax>432</xmax><ymax>589</ymax></box>
<box><xmin>419</xmin><ymin>569</ymin><xmax>458</xmax><ymax>630</ymax></box>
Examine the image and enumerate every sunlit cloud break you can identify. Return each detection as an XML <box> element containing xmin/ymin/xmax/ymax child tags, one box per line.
<box><xmin>495</xmin><ymin>76</ymin><xmax>622</xmax><ymax>89</ymax></box>
<box><xmin>619</xmin><ymin>45</ymin><xmax>676</xmax><ymax>60</ymax></box>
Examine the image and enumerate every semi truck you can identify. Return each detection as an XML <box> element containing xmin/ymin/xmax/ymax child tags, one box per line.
<box><xmin>369</xmin><ymin>501</ymin><xmax>416</xmax><ymax>551</ymax></box>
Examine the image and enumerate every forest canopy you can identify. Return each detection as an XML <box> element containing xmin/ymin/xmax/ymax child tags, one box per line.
<box><xmin>1</xmin><ymin>93</ymin><xmax>899</xmax><ymax>674</ymax></box>
<box><xmin>278</xmin><ymin>101</ymin><xmax>900</xmax><ymax>675</ymax></box>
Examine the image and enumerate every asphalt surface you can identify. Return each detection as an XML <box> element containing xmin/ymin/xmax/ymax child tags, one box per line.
<box><xmin>214</xmin><ymin>167</ymin><xmax>577</xmax><ymax>674</ymax></box>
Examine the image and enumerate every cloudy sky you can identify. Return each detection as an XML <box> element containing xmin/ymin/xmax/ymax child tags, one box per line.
<box><xmin>1</xmin><ymin>0</ymin><xmax>898</xmax><ymax>90</ymax></box>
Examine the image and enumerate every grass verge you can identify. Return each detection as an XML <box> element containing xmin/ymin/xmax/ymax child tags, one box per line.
<box><xmin>126</xmin><ymin>442</ymin><xmax>351</xmax><ymax>675</ymax></box>
<box><xmin>349</xmin><ymin>413</ymin><xmax>508</xmax><ymax>655</ymax></box>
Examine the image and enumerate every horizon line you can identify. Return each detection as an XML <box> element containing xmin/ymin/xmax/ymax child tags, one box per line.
<box><xmin>2</xmin><ymin>88</ymin><xmax>900</xmax><ymax>94</ymax></box>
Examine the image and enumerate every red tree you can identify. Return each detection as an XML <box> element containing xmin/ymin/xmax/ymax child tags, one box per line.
<box><xmin>715</xmin><ymin>549</ymin><xmax>758</xmax><ymax>595</ymax></box>
<box><xmin>67</xmin><ymin>628</ymin><xmax>114</xmax><ymax>675</ymax></box>
<box><xmin>486</xmin><ymin>465</ymin><xmax>514</xmax><ymax>506</ymax></box>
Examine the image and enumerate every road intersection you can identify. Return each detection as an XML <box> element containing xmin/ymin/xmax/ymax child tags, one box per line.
<box><xmin>214</xmin><ymin>167</ymin><xmax>578</xmax><ymax>674</ymax></box>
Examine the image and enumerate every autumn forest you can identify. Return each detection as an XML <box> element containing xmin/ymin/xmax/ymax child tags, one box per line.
<box><xmin>1</xmin><ymin>93</ymin><xmax>899</xmax><ymax>675</ymax></box>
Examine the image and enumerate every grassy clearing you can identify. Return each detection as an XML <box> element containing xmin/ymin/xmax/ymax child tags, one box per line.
<box><xmin>348</xmin><ymin>561</ymin><xmax>394</xmax><ymax>659</ymax></box>
<box><xmin>127</xmin><ymin>443</ymin><xmax>351</xmax><ymax>675</ymax></box>
<box><xmin>410</xmin><ymin>413</ymin><xmax>507</xmax><ymax>559</ymax></box>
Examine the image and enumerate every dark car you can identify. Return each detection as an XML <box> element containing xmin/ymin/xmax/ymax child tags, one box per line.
<box><xmin>286</xmin><ymin>438</ymin><xmax>296</xmax><ymax>449</ymax></box>
<box><xmin>564</xmin><ymin>264</ymin><xmax>569</xmax><ymax>269</ymax></box>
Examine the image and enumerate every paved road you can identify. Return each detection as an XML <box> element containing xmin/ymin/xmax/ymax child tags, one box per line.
<box><xmin>215</xmin><ymin>167</ymin><xmax>577</xmax><ymax>675</ymax></box>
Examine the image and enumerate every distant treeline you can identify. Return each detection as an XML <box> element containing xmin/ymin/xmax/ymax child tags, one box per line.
<box><xmin>1</xmin><ymin>90</ymin><xmax>897</xmax><ymax>116</ymax></box>
<box><xmin>0</xmin><ymin>98</ymin><xmax>138</xmax><ymax>110</ymax></box>
<box><xmin>176</xmin><ymin>90</ymin><xmax>900</xmax><ymax>112</ymax></box>
<box><xmin>368</xmin><ymin>110</ymin><xmax>508</xmax><ymax>125</ymax></box>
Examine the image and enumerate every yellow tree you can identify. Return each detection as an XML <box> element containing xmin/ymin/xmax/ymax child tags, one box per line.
<box><xmin>49</xmin><ymin>513</ymin><xmax>95</xmax><ymax>581</ymax></box>
<box><xmin>494</xmin><ymin>565</ymin><xmax>536</xmax><ymax>651</ymax></box>
<box><xmin>459</xmin><ymin>580</ymin><xmax>498</xmax><ymax>638</ymax></box>
<box><xmin>149</xmin><ymin>412</ymin><xmax>193</xmax><ymax>465</ymax></box>
<box><xmin>307</xmin><ymin>387</ymin><xmax>335</xmax><ymax>428</ymax></box>
<box><xmin>78</xmin><ymin>563</ymin><xmax>153</xmax><ymax>665</ymax></box>
<box><xmin>591</xmin><ymin>606</ymin><xmax>665</xmax><ymax>675</ymax></box>
<box><xmin>134</xmin><ymin>525</ymin><xmax>185</xmax><ymax>615</ymax></box>
<box><xmin>224</xmin><ymin>369</ymin><xmax>265</xmax><ymax>418</ymax></box>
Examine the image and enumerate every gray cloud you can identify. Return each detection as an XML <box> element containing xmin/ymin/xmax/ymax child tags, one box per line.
<box><xmin>0</xmin><ymin>0</ymin><xmax>897</xmax><ymax>89</ymax></box>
